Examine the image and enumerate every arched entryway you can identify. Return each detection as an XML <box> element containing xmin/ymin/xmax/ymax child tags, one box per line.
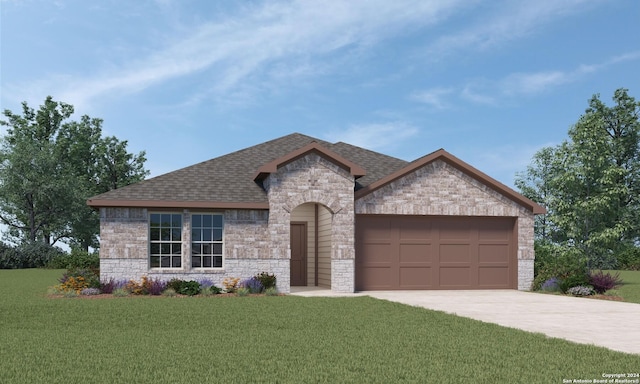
<box><xmin>290</xmin><ymin>202</ymin><xmax>333</xmax><ymax>288</ymax></box>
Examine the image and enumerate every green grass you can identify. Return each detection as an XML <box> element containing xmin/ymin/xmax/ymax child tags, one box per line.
<box><xmin>605</xmin><ymin>270</ymin><xmax>640</xmax><ymax>304</ymax></box>
<box><xmin>1</xmin><ymin>269</ymin><xmax>638</xmax><ymax>384</ymax></box>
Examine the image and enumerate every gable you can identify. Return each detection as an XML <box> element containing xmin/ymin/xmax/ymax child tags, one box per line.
<box><xmin>355</xmin><ymin>149</ymin><xmax>545</xmax><ymax>215</ymax></box>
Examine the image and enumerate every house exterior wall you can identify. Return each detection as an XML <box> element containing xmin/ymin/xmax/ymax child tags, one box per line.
<box><xmin>99</xmin><ymin>207</ymin><xmax>291</xmax><ymax>292</ymax></box>
<box><xmin>317</xmin><ymin>204</ymin><xmax>332</xmax><ymax>288</ymax></box>
<box><xmin>263</xmin><ymin>153</ymin><xmax>356</xmax><ymax>292</ymax></box>
<box><xmin>355</xmin><ymin>159</ymin><xmax>535</xmax><ymax>290</ymax></box>
<box><xmin>291</xmin><ymin>203</ymin><xmax>316</xmax><ymax>286</ymax></box>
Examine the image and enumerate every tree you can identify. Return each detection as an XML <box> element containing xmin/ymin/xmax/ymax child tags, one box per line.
<box><xmin>0</xmin><ymin>96</ymin><xmax>149</xmax><ymax>249</ymax></box>
<box><xmin>516</xmin><ymin>88</ymin><xmax>640</xmax><ymax>268</ymax></box>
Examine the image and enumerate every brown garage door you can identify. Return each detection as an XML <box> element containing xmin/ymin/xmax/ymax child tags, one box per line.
<box><xmin>355</xmin><ymin>215</ymin><xmax>517</xmax><ymax>290</ymax></box>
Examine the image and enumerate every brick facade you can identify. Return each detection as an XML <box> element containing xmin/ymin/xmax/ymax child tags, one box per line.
<box><xmin>355</xmin><ymin>159</ymin><xmax>535</xmax><ymax>290</ymax></box>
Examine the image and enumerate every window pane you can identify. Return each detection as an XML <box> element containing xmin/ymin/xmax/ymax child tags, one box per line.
<box><xmin>172</xmin><ymin>256</ymin><xmax>181</xmax><ymax>268</ymax></box>
<box><xmin>213</xmin><ymin>243</ymin><xmax>223</xmax><ymax>255</ymax></box>
<box><xmin>150</xmin><ymin>214</ymin><xmax>161</xmax><ymax>227</ymax></box>
<box><xmin>202</xmin><ymin>244</ymin><xmax>212</xmax><ymax>255</ymax></box>
<box><xmin>150</xmin><ymin>256</ymin><xmax>160</xmax><ymax>268</ymax></box>
<box><xmin>161</xmin><ymin>244</ymin><xmax>170</xmax><ymax>254</ymax></box>
<box><xmin>192</xmin><ymin>256</ymin><xmax>201</xmax><ymax>268</ymax></box>
<box><xmin>161</xmin><ymin>228</ymin><xmax>170</xmax><ymax>241</ymax></box>
<box><xmin>213</xmin><ymin>229</ymin><xmax>222</xmax><ymax>241</ymax></box>
<box><xmin>213</xmin><ymin>256</ymin><xmax>222</xmax><ymax>268</ymax></box>
<box><xmin>172</xmin><ymin>214</ymin><xmax>182</xmax><ymax>227</ymax></box>
<box><xmin>203</xmin><ymin>256</ymin><xmax>212</xmax><ymax>268</ymax></box>
<box><xmin>172</xmin><ymin>243</ymin><xmax>182</xmax><ymax>255</ymax></box>
<box><xmin>161</xmin><ymin>214</ymin><xmax>171</xmax><ymax>227</ymax></box>
<box><xmin>212</xmin><ymin>215</ymin><xmax>223</xmax><ymax>227</ymax></box>
<box><xmin>203</xmin><ymin>215</ymin><xmax>212</xmax><ymax>228</ymax></box>
<box><xmin>150</xmin><ymin>228</ymin><xmax>160</xmax><ymax>241</ymax></box>
<box><xmin>172</xmin><ymin>228</ymin><xmax>181</xmax><ymax>241</ymax></box>
<box><xmin>161</xmin><ymin>256</ymin><xmax>171</xmax><ymax>268</ymax></box>
<box><xmin>203</xmin><ymin>229</ymin><xmax>212</xmax><ymax>242</ymax></box>
<box><xmin>150</xmin><ymin>243</ymin><xmax>160</xmax><ymax>255</ymax></box>
<box><xmin>192</xmin><ymin>229</ymin><xmax>201</xmax><ymax>242</ymax></box>
<box><xmin>192</xmin><ymin>243</ymin><xmax>201</xmax><ymax>255</ymax></box>
<box><xmin>192</xmin><ymin>215</ymin><xmax>202</xmax><ymax>228</ymax></box>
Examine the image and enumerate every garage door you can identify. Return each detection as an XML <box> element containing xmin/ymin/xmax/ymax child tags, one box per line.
<box><xmin>355</xmin><ymin>215</ymin><xmax>517</xmax><ymax>290</ymax></box>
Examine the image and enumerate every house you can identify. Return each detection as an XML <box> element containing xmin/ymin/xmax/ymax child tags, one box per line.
<box><xmin>87</xmin><ymin>133</ymin><xmax>545</xmax><ymax>293</ymax></box>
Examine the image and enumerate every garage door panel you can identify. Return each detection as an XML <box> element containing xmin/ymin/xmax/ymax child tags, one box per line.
<box><xmin>358</xmin><ymin>266</ymin><xmax>394</xmax><ymax>290</ymax></box>
<box><xmin>478</xmin><ymin>266</ymin><xmax>510</xmax><ymax>287</ymax></box>
<box><xmin>440</xmin><ymin>267</ymin><xmax>471</xmax><ymax>287</ymax></box>
<box><xmin>356</xmin><ymin>215</ymin><xmax>516</xmax><ymax>290</ymax></box>
<box><xmin>399</xmin><ymin>243</ymin><xmax>432</xmax><ymax>262</ymax></box>
<box><xmin>400</xmin><ymin>267</ymin><xmax>432</xmax><ymax>289</ymax></box>
<box><xmin>478</xmin><ymin>244</ymin><xmax>509</xmax><ymax>263</ymax></box>
<box><xmin>362</xmin><ymin>243</ymin><xmax>393</xmax><ymax>263</ymax></box>
<box><xmin>439</xmin><ymin>244</ymin><xmax>471</xmax><ymax>263</ymax></box>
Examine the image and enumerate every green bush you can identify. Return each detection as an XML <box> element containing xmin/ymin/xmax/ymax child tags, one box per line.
<box><xmin>48</xmin><ymin>248</ymin><xmax>99</xmax><ymax>271</ymax></box>
<box><xmin>166</xmin><ymin>279</ymin><xmax>201</xmax><ymax>296</ymax></box>
<box><xmin>237</xmin><ymin>287</ymin><xmax>250</xmax><ymax>296</ymax></box>
<box><xmin>255</xmin><ymin>272</ymin><xmax>277</xmax><ymax>290</ymax></box>
<box><xmin>532</xmin><ymin>241</ymin><xmax>589</xmax><ymax>291</ymax></box>
<box><xmin>0</xmin><ymin>241</ymin><xmax>64</xmax><ymax>269</ymax></box>
<box><xmin>616</xmin><ymin>246</ymin><xmax>640</xmax><ymax>270</ymax></box>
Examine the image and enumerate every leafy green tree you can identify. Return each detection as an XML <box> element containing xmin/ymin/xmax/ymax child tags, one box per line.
<box><xmin>0</xmin><ymin>96</ymin><xmax>149</xmax><ymax>249</ymax></box>
<box><xmin>516</xmin><ymin>88</ymin><xmax>640</xmax><ymax>268</ymax></box>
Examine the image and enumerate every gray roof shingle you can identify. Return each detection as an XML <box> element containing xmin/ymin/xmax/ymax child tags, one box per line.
<box><xmin>88</xmin><ymin>133</ymin><xmax>408</xmax><ymax>206</ymax></box>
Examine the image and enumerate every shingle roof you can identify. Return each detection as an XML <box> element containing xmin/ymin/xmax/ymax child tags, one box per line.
<box><xmin>87</xmin><ymin>133</ymin><xmax>409</xmax><ymax>208</ymax></box>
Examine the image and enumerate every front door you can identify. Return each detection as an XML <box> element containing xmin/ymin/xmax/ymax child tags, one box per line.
<box><xmin>290</xmin><ymin>222</ymin><xmax>307</xmax><ymax>286</ymax></box>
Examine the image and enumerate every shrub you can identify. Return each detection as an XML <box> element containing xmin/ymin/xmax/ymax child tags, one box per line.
<box><xmin>222</xmin><ymin>277</ymin><xmax>240</xmax><ymax>293</ymax></box>
<box><xmin>255</xmin><ymin>272</ymin><xmax>277</xmax><ymax>290</ymax></box>
<box><xmin>533</xmin><ymin>242</ymin><xmax>589</xmax><ymax>291</ymax></box>
<box><xmin>147</xmin><ymin>278</ymin><xmax>167</xmax><ymax>296</ymax></box>
<box><xmin>48</xmin><ymin>248</ymin><xmax>100</xmax><ymax>272</ymax></box>
<box><xmin>166</xmin><ymin>279</ymin><xmax>201</xmax><ymax>296</ymax></box>
<box><xmin>61</xmin><ymin>268</ymin><xmax>100</xmax><ymax>289</ymax></box>
<box><xmin>99</xmin><ymin>278</ymin><xmax>125</xmax><ymax>294</ymax></box>
<box><xmin>162</xmin><ymin>288</ymin><xmax>177</xmax><ymax>297</ymax></box>
<box><xmin>540</xmin><ymin>277</ymin><xmax>561</xmax><ymax>292</ymax></box>
<box><xmin>81</xmin><ymin>288</ymin><xmax>101</xmax><ymax>296</ymax></box>
<box><xmin>57</xmin><ymin>276</ymin><xmax>89</xmax><ymax>293</ymax></box>
<box><xmin>616</xmin><ymin>247</ymin><xmax>640</xmax><ymax>270</ymax></box>
<box><xmin>197</xmin><ymin>279</ymin><xmax>214</xmax><ymax>289</ymax></box>
<box><xmin>588</xmin><ymin>270</ymin><xmax>623</xmax><ymax>294</ymax></box>
<box><xmin>209</xmin><ymin>285</ymin><xmax>222</xmax><ymax>295</ymax></box>
<box><xmin>0</xmin><ymin>241</ymin><xmax>64</xmax><ymax>269</ymax></box>
<box><xmin>237</xmin><ymin>287</ymin><xmax>250</xmax><ymax>296</ymax></box>
<box><xmin>241</xmin><ymin>277</ymin><xmax>264</xmax><ymax>293</ymax></box>
<box><xmin>265</xmin><ymin>287</ymin><xmax>278</xmax><ymax>296</ymax></box>
<box><xmin>125</xmin><ymin>276</ymin><xmax>149</xmax><ymax>295</ymax></box>
<box><xmin>566</xmin><ymin>285</ymin><xmax>594</xmax><ymax>297</ymax></box>
<box><xmin>559</xmin><ymin>274</ymin><xmax>590</xmax><ymax>294</ymax></box>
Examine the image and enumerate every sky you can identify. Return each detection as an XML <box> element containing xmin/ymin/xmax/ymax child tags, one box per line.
<box><xmin>1</xmin><ymin>0</ymin><xmax>639</xmax><ymax>189</ymax></box>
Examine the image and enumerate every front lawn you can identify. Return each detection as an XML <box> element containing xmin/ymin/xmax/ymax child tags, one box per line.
<box><xmin>0</xmin><ymin>269</ymin><xmax>637</xmax><ymax>383</ymax></box>
<box><xmin>607</xmin><ymin>270</ymin><xmax>640</xmax><ymax>304</ymax></box>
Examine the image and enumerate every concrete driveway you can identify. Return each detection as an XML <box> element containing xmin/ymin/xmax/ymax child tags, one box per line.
<box><xmin>290</xmin><ymin>288</ymin><xmax>640</xmax><ymax>355</ymax></box>
<box><xmin>367</xmin><ymin>290</ymin><xmax>640</xmax><ymax>355</ymax></box>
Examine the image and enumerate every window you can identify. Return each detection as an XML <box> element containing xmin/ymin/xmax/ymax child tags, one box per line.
<box><xmin>149</xmin><ymin>213</ymin><xmax>182</xmax><ymax>268</ymax></box>
<box><xmin>191</xmin><ymin>213</ymin><xmax>223</xmax><ymax>268</ymax></box>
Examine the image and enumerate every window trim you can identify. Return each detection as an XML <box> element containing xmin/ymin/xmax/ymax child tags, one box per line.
<box><xmin>148</xmin><ymin>212</ymin><xmax>183</xmax><ymax>270</ymax></box>
<box><xmin>190</xmin><ymin>212</ymin><xmax>225</xmax><ymax>270</ymax></box>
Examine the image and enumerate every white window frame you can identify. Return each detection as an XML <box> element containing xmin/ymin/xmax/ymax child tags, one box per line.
<box><xmin>149</xmin><ymin>212</ymin><xmax>183</xmax><ymax>269</ymax></box>
<box><xmin>191</xmin><ymin>213</ymin><xmax>224</xmax><ymax>269</ymax></box>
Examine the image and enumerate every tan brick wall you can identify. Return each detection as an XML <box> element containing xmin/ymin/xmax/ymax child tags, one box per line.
<box><xmin>264</xmin><ymin>153</ymin><xmax>356</xmax><ymax>292</ymax></box>
<box><xmin>355</xmin><ymin>159</ymin><xmax>536</xmax><ymax>290</ymax></box>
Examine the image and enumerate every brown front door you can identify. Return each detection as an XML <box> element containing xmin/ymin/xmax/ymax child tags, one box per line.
<box><xmin>290</xmin><ymin>222</ymin><xmax>307</xmax><ymax>286</ymax></box>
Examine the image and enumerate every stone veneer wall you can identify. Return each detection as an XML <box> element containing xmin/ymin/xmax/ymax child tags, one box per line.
<box><xmin>263</xmin><ymin>153</ymin><xmax>356</xmax><ymax>292</ymax></box>
<box><xmin>99</xmin><ymin>207</ymin><xmax>291</xmax><ymax>292</ymax></box>
<box><xmin>355</xmin><ymin>160</ymin><xmax>535</xmax><ymax>290</ymax></box>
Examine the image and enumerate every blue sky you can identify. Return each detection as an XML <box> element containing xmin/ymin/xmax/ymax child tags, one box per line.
<box><xmin>1</xmin><ymin>0</ymin><xmax>639</xmax><ymax>188</ymax></box>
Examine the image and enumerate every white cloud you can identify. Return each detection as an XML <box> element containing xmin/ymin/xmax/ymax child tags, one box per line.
<box><xmin>325</xmin><ymin>121</ymin><xmax>419</xmax><ymax>151</ymax></box>
<box><xmin>409</xmin><ymin>87</ymin><xmax>454</xmax><ymax>109</ymax></box>
<box><xmin>427</xmin><ymin>0</ymin><xmax>599</xmax><ymax>57</ymax></box>
<box><xmin>12</xmin><ymin>0</ymin><xmax>467</xmax><ymax>110</ymax></box>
